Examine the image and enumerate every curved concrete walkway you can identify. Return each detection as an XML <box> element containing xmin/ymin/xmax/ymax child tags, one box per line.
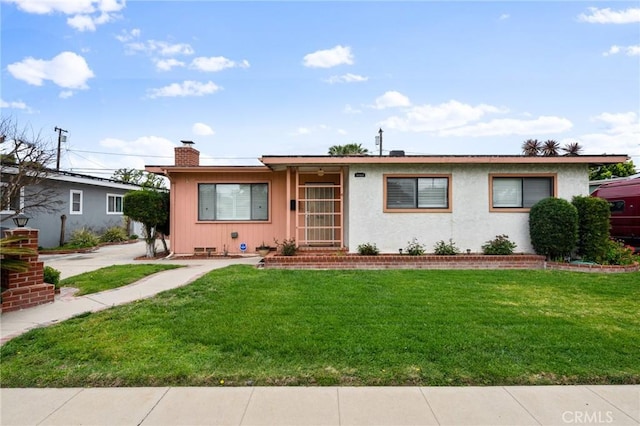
<box><xmin>1</xmin><ymin>241</ymin><xmax>261</xmax><ymax>344</ymax></box>
<box><xmin>1</xmin><ymin>242</ymin><xmax>638</xmax><ymax>425</ymax></box>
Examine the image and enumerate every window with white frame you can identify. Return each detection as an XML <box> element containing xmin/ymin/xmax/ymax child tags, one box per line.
<box><xmin>0</xmin><ymin>184</ymin><xmax>22</xmax><ymax>213</ymax></box>
<box><xmin>70</xmin><ymin>190</ymin><xmax>83</xmax><ymax>214</ymax></box>
<box><xmin>198</xmin><ymin>183</ymin><xmax>268</xmax><ymax>221</ymax></box>
<box><xmin>107</xmin><ymin>193</ymin><xmax>124</xmax><ymax>214</ymax></box>
<box><xmin>385</xmin><ymin>175</ymin><xmax>451</xmax><ymax>211</ymax></box>
<box><xmin>491</xmin><ymin>175</ymin><xmax>554</xmax><ymax>209</ymax></box>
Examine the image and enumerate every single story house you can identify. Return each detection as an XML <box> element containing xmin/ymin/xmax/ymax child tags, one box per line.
<box><xmin>1</xmin><ymin>170</ymin><xmax>144</xmax><ymax>248</ymax></box>
<box><xmin>147</xmin><ymin>142</ymin><xmax>628</xmax><ymax>255</ymax></box>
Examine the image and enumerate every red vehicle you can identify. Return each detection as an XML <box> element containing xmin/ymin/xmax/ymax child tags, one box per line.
<box><xmin>592</xmin><ymin>177</ymin><xmax>640</xmax><ymax>245</ymax></box>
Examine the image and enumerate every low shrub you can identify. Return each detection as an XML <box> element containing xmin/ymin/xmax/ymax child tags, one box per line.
<box><xmin>357</xmin><ymin>243</ymin><xmax>379</xmax><ymax>255</ymax></box>
<box><xmin>275</xmin><ymin>238</ymin><xmax>297</xmax><ymax>256</ymax></box>
<box><xmin>600</xmin><ymin>239</ymin><xmax>636</xmax><ymax>265</ymax></box>
<box><xmin>482</xmin><ymin>234</ymin><xmax>517</xmax><ymax>255</ymax></box>
<box><xmin>129</xmin><ymin>234</ymin><xmax>139</xmax><ymax>240</ymax></box>
<box><xmin>433</xmin><ymin>239</ymin><xmax>460</xmax><ymax>255</ymax></box>
<box><xmin>68</xmin><ymin>228</ymin><xmax>100</xmax><ymax>248</ymax></box>
<box><xmin>100</xmin><ymin>226</ymin><xmax>128</xmax><ymax>243</ymax></box>
<box><xmin>43</xmin><ymin>266</ymin><xmax>61</xmax><ymax>289</ymax></box>
<box><xmin>405</xmin><ymin>238</ymin><xmax>425</xmax><ymax>256</ymax></box>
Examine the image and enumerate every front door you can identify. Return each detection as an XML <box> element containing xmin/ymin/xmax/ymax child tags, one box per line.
<box><xmin>305</xmin><ymin>184</ymin><xmax>335</xmax><ymax>245</ymax></box>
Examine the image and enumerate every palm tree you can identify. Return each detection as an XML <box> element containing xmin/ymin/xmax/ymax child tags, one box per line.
<box><xmin>328</xmin><ymin>143</ymin><xmax>369</xmax><ymax>156</ymax></box>
<box><xmin>541</xmin><ymin>140</ymin><xmax>560</xmax><ymax>156</ymax></box>
<box><xmin>521</xmin><ymin>139</ymin><xmax>541</xmax><ymax>156</ymax></box>
<box><xmin>562</xmin><ymin>142</ymin><xmax>583</xmax><ymax>156</ymax></box>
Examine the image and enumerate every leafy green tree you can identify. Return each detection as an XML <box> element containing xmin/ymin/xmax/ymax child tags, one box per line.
<box><xmin>328</xmin><ymin>143</ymin><xmax>369</xmax><ymax>156</ymax></box>
<box><xmin>111</xmin><ymin>168</ymin><xmax>166</xmax><ymax>189</ymax></box>
<box><xmin>123</xmin><ymin>190</ymin><xmax>168</xmax><ymax>258</ymax></box>
<box><xmin>589</xmin><ymin>161</ymin><xmax>636</xmax><ymax>181</ymax></box>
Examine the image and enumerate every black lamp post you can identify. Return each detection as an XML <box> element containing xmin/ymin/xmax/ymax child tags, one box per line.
<box><xmin>12</xmin><ymin>212</ymin><xmax>30</xmax><ymax>228</ymax></box>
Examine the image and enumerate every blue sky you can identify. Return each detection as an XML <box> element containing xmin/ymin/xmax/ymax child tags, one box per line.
<box><xmin>2</xmin><ymin>1</ymin><xmax>639</xmax><ymax>176</ymax></box>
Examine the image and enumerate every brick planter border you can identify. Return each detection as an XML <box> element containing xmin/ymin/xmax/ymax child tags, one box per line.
<box><xmin>263</xmin><ymin>253</ymin><xmax>638</xmax><ymax>273</ymax></box>
<box><xmin>263</xmin><ymin>254</ymin><xmax>546</xmax><ymax>270</ymax></box>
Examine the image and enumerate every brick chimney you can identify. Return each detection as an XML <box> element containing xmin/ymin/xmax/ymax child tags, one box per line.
<box><xmin>175</xmin><ymin>140</ymin><xmax>200</xmax><ymax>166</ymax></box>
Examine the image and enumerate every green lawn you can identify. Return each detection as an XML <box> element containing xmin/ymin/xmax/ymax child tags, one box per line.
<box><xmin>1</xmin><ymin>266</ymin><xmax>638</xmax><ymax>387</ymax></box>
<box><xmin>60</xmin><ymin>264</ymin><xmax>183</xmax><ymax>296</ymax></box>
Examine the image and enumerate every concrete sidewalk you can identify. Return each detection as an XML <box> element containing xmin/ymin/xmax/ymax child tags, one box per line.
<box><xmin>1</xmin><ymin>385</ymin><xmax>638</xmax><ymax>425</ymax></box>
<box><xmin>1</xmin><ymin>242</ymin><xmax>261</xmax><ymax>343</ymax></box>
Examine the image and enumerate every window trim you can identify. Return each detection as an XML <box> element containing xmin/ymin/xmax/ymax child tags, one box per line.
<box><xmin>383</xmin><ymin>174</ymin><xmax>452</xmax><ymax>213</ymax></box>
<box><xmin>106</xmin><ymin>193</ymin><xmax>124</xmax><ymax>215</ymax></box>
<box><xmin>197</xmin><ymin>181</ymin><xmax>271</xmax><ymax>223</ymax></box>
<box><xmin>70</xmin><ymin>189</ymin><xmax>83</xmax><ymax>215</ymax></box>
<box><xmin>489</xmin><ymin>173</ymin><xmax>557</xmax><ymax>212</ymax></box>
<box><xmin>0</xmin><ymin>185</ymin><xmax>24</xmax><ymax>214</ymax></box>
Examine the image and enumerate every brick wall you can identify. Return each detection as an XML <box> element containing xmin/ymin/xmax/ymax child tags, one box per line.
<box><xmin>1</xmin><ymin>229</ymin><xmax>55</xmax><ymax>313</ymax></box>
<box><xmin>263</xmin><ymin>254</ymin><xmax>546</xmax><ymax>270</ymax></box>
<box><xmin>175</xmin><ymin>146</ymin><xmax>200</xmax><ymax>166</ymax></box>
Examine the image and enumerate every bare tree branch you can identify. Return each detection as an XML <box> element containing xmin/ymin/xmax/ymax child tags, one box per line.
<box><xmin>1</xmin><ymin>116</ymin><xmax>64</xmax><ymax>221</ymax></box>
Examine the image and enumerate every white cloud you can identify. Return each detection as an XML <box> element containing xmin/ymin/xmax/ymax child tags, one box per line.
<box><xmin>380</xmin><ymin>100</ymin><xmax>506</xmax><ymax>132</ymax></box>
<box><xmin>7</xmin><ymin>0</ymin><xmax>125</xmax><ymax>31</ymax></box>
<box><xmin>191</xmin><ymin>56</ymin><xmax>250</xmax><ymax>72</ymax></box>
<box><xmin>147</xmin><ymin>80</ymin><xmax>222</xmax><ymax>98</ymax></box>
<box><xmin>343</xmin><ymin>104</ymin><xmax>362</xmax><ymax>114</ymax></box>
<box><xmin>97</xmin><ymin>135</ymin><xmax>177</xmax><ymax>169</ymax></box>
<box><xmin>303</xmin><ymin>45</ymin><xmax>354</xmax><ymax>68</ymax></box>
<box><xmin>7</xmin><ymin>51</ymin><xmax>94</xmax><ymax>89</ymax></box>
<box><xmin>581</xmin><ymin>112</ymin><xmax>640</xmax><ymax>156</ymax></box>
<box><xmin>156</xmin><ymin>59</ymin><xmax>185</xmax><ymax>71</ymax></box>
<box><xmin>578</xmin><ymin>7</ymin><xmax>640</xmax><ymax>24</ymax></box>
<box><xmin>499</xmin><ymin>13</ymin><xmax>510</xmax><ymax>20</ymax></box>
<box><xmin>324</xmin><ymin>73</ymin><xmax>368</xmax><ymax>84</ymax></box>
<box><xmin>373</xmin><ymin>91</ymin><xmax>411</xmax><ymax>109</ymax></box>
<box><xmin>115</xmin><ymin>28</ymin><xmax>140</xmax><ymax>42</ymax></box>
<box><xmin>291</xmin><ymin>124</ymin><xmax>338</xmax><ymax>137</ymax></box>
<box><xmin>120</xmin><ymin>36</ymin><xmax>194</xmax><ymax>57</ymax></box>
<box><xmin>192</xmin><ymin>122</ymin><xmax>215</xmax><ymax>136</ymax></box>
<box><xmin>603</xmin><ymin>44</ymin><xmax>640</xmax><ymax>56</ymax></box>
<box><xmin>147</xmin><ymin>40</ymin><xmax>194</xmax><ymax>56</ymax></box>
<box><xmin>438</xmin><ymin>116</ymin><xmax>573</xmax><ymax>137</ymax></box>
<box><xmin>59</xmin><ymin>90</ymin><xmax>74</xmax><ymax>99</ymax></box>
<box><xmin>0</xmin><ymin>98</ymin><xmax>31</xmax><ymax>111</ymax></box>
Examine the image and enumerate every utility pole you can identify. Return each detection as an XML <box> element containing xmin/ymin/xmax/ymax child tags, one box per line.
<box><xmin>54</xmin><ymin>126</ymin><xmax>67</xmax><ymax>171</ymax></box>
<box><xmin>378</xmin><ymin>128</ymin><xmax>383</xmax><ymax>157</ymax></box>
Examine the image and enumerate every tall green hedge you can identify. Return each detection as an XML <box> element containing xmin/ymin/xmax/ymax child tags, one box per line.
<box><xmin>529</xmin><ymin>197</ymin><xmax>578</xmax><ymax>260</ymax></box>
<box><xmin>572</xmin><ymin>195</ymin><xmax>611</xmax><ymax>262</ymax></box>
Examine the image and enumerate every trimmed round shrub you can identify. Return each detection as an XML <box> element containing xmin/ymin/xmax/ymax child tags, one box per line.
<box><xmin>529</xmin><ymin>197</ymin><xmax>578</xmax><ymax>260</ymax></box>
<box><xmin>571</xmin><ymin>195</ymin><xmax>611</xmax><ymax>262</ymax></box>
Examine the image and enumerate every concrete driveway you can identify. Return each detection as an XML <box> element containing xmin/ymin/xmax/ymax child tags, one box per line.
<box><xmin>40</xmin><ymin>240</ymin><xmax>262</xmax><ymax>279</ymax></box>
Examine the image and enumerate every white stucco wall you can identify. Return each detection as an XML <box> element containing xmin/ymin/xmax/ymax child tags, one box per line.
<box><xmin>347</xmin><ymin>163</ymin><xmax>589</xmax><ymax>254</ymax></box>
